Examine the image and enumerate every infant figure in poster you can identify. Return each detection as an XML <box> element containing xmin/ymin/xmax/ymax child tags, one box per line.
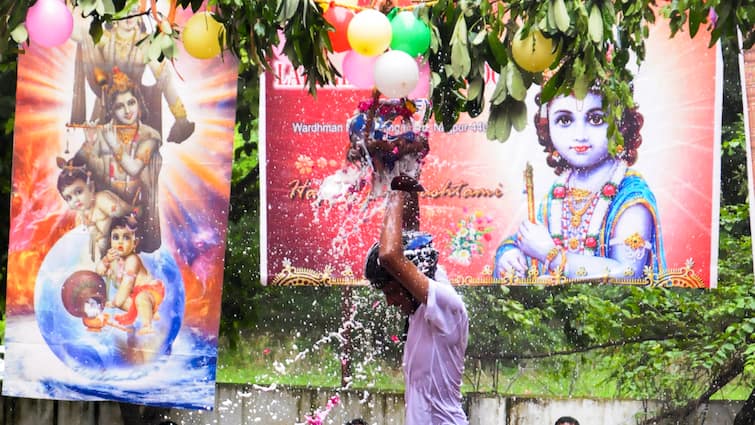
<box><xmin>96</xmin><ymin>215</ymin><xmax>165</xmax><ymax>335</ymax></box>
<box><xmin>57</xmin><ymin>157</ymin><xmax>133</xmax><ymax>262</ymax></box>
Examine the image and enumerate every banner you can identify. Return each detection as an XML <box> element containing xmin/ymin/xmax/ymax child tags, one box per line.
<box><xmin>744</xmin><ymin>46</ymin><xmax>755</xmax><ymax>262</ymax></box>
<box><xmin>3</xmin><ymin>7</ymin><xmax>237</xmax><ymax>409</ymax></box>
<box><xmin>262</xmin><ymin>20</ymin><xmax>721</xmax><ymax>288</ymax></box>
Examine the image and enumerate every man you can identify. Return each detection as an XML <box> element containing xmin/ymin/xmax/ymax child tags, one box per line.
<box><xmin>364</xmin><ymin>175</ymin><xmax>469</xmax><ymax>425</ymax></box>
<box><xmin>555</xmin><ymin>416</ymin><xmax>580</xmax><ymax>425</ymax></box>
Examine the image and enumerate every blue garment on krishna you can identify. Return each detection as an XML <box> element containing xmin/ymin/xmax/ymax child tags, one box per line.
<box><xmin>494</xmin><ymin>168</ymin><xmax>667</xmax><ymax>279</ymax></box>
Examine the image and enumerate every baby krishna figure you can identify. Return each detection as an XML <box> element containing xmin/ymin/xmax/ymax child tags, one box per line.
<box><xmin>96</xmin><ymin>215</ymin><xmax>165</xmax><ymax>335</ymax></box>
<box><xmin>57</xmin><ymin>157</ymin><xmax>133</xmax><ymax>262</ymax></box>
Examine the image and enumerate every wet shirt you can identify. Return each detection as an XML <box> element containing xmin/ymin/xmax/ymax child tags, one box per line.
<box><xmin>403</xmin><ymin>270</ymin><xmax>469</xmax><ymax>425</ymax></box>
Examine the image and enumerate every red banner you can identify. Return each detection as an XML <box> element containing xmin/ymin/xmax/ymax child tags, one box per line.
<box><xmin>262</xmin><ymin>20</ymin><xmax>721</xmax><ymax>288</ymax></box>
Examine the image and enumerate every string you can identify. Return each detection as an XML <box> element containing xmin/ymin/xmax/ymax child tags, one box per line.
<box><xmin>315</xmin><ymin>0</ymin><xmax>439</xmax><ymax>12</ymax></box>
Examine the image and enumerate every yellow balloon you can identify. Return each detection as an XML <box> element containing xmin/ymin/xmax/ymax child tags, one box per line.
<box><xmin>182</xmin><ymin>11</ymin><xmax>225</xmax><ymax>60</ymax></box>
<box><xmin>511</xmin><ymin>28</ymin><xmax>559</xmax><ymax>73</ymax></box>
<box><xmin>347</xmin><ymin>9</ymin><xmax>391</xmax><ymax>57</ymax></box>
<box><xmin>320</xmin><ymin>0</ymin><xmax>357</xmax><ymax>13</ymax></box>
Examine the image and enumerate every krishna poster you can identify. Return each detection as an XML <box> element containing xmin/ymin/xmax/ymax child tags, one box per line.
<box><xmin>262</xmin><ymin>13</ymin><xmax>721</xmax><ymax>288</ymax></box>
<box><xmin>3</xmin><ymin>4</ymin><xmax>237</xmax><ymax>409</ymax></box>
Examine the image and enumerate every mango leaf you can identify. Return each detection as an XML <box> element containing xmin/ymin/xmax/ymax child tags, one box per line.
<box><xmin>467</xmin><ymin>77</ymin><xmax>483</xmax><ymax>100</ymax></box>
<box><xmin>588</xmin><ymin>5</ymin><xmax>603</xmax><ymax>44</ymax></box>
<box><xmin>9</xmin><ymin>24</ymin><xmax>27</xmax><ymax>44</ymax></box>
<box><xmin>277</xmin><ymin>0</ymin><xmax>300</xmax><ymax>22</ymax></box>
<box><xmin>147</xmin><ymin>37</ymin><xmax>162</xmax><ymax>62</ymax></box>
<box><xmin>486</xmin><ymin>31</ymin><xmax>507</xmax><ymax>70</ymax></box>
<box><xmin>547</xmin><ymin>3</ymin><xmax>557</xmax><ymax>31</ymax></box>
<box><xmin>553</xmin><ymin>0</ymin><xmax>570</xmax><ymax>33</ymax></box>
<box><xmin>573</xmin><ymin>73</ymin><xmax>589</xmax><ymax>100</ymax></box>
<box><xmin>506</xmin><ymin>62</ymin><xmax>526</xmax><ymax>101</ymax></box>
<box><xmin>540</xmin><ymin>67</ymin><xmax>564</xmax><ymax>102</ymax></box>
<box><xmin>494</xmin><ymin>106</ymin><xmax>512</xmax><ymax>142</ymax></box>
<box><xmin>509</xmin><ymin>100</ymin><xmax>528</xmax><ymax>131</ymax></box>
<box><xmin>489</xmin><ymin>67</ymin><xmax>508</xmax><ymax>105</ymax></box>
<box><xmin>471</xmin><ymin>30</ymin><xmax>486</xmax><ymax>46</ymax></box>
<box><xmin>101</xmin><ymin>0</ymin><xmax>116</xmax><ymax>15</ymax></box>
<box><xmin>450</xmin><ymin>15</ymin><xmax>471</xmax><ymax>78</ymax></box>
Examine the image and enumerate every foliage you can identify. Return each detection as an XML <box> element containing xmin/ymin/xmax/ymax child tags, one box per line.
<box><xmin>0</xmin><ymin>52</ymin><xmax>15</xmax><ymax>325</ymax></box>
<box><xmin>3</xmin><ymin>0</ymin><xmax>754</xmax><ymax>146</ymax></box>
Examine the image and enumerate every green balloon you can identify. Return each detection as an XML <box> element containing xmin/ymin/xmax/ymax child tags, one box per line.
<box><xmin>389</xmin><ymin>11</ymin><xmax>431</xmax><ymax>57</ymax></box>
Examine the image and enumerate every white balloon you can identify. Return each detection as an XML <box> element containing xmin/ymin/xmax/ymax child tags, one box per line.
<box><xmin>373</xmin><ymin>50</ymin><xmax>419</xmax><ymax>98</ymax></box>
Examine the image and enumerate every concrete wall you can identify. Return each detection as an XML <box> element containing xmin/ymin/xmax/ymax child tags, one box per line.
<box><xmin>0</xmin><ymin>384</ymin><xmax>744</xmax><ymax>425</ymax></box>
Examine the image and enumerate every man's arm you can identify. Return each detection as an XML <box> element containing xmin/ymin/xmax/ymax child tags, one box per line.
<box><xmin>378</xmin><ymin>189</ymin><xmax>429</xmax><ymax>304</ymax></box>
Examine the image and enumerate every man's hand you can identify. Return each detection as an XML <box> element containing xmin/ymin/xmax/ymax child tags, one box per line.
<box><xmin>391</xmin><ymin>174</ymin><xmax>424</xmax><ymax>192</ymax></box>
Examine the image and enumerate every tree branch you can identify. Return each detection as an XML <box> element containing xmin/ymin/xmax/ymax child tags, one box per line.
<box><xmin>636</xmin><ymin>356</ymin><xmax>744</xmax><ymax>425</ymax></box>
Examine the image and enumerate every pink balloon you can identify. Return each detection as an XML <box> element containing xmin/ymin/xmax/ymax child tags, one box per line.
<box><xmin>342</xmin><ymin>50</ymin><xmax>377</xmax><ymax>89</ymax></box>
<box><xmin>26</xmin><ymin>0</ymin><xmax>73</xmax><ymax>48</ymax></box>
<box><xmin>408</xmin><ymin>58</ymin><xmax>431</xmax><ymax>99</ymax></box>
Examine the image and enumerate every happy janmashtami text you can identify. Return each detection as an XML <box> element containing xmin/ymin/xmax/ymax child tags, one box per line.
<box><xmin>288</xmin><ymin>179</ymin><xmax>505</xmax><ymax>200</ymax></box>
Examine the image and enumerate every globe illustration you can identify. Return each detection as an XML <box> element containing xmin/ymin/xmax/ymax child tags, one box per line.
<box><xmin>34</xmin><ymin>226</ymin><xmax>185</xmax><ymax>377</ymax></box>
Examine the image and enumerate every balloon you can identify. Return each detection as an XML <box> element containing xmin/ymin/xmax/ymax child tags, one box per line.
<box><xmin>347</xmin><ymin>9</ymin><xmax>392</xmax><ymax>57</ymax></box>
<box><xmin>374</xmin><ymin>50</ymin><xmax>419</xmax><ymax>98</ymax></box>
<box><xmin>328</xmin><ymin>50</ymin><xmax>348</xmax><ymax>76</ymax></box>
<box><xmin>182</xmin><ymin>11</ymin><xmax>225</xmax><ymax>59</ymax></box>
<box><xmin>323</xmin><ymin>5</ymin><xmax>354</xmax><ymax>52</ymax></box>
<box><xmin>25</xmin><ymin>0</ymin><xmax>74</xmax><ymax>48</ymax></box>
<box><xmin>321</xmin><ymin>0</ymin><xmax>358</xmax><ymax>13</ymax></box>
<box><xmin>511</xmin><ymin>28</ymin><xmax>559</xmax><ymax>73</ymax></box>
<box><xmin>342</xmin><ymin>50</ymin><xmax>377</xmax><ymax>89</ymax></box>
<box><xmin>390</xmin><ymin>11</ymin><xmax>431</xmax><ymax>57</ymax></box>
<box><xmin>407</xmin><ymin>58</ymin><xmax>431</xmax><ymax>99</ymax></box>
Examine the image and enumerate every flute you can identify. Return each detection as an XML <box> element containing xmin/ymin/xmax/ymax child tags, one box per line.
<box><xmin>524</xmin><ymin>162</ymin><xmax>538</xmax><ymax>274</ymax></box>
<box><xmin>66</xmin><ymin>123</ymin><xmax>136</xmax><ymax>130</ymax></box>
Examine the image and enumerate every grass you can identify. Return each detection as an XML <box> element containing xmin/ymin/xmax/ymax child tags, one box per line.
<box><xmin>217</xmin><ymin>333</ymin><xmax>754</xmax><ymax>402</ymax></box>
<box><xmin>216</xmin><ymin>332</ymin><xmax>404</xmax><ymax>391</ymax></box>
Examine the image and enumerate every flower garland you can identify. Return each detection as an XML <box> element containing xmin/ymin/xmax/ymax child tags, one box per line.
<box><xmin>547</xmin><ymin>162</ymin><xmax>627</xmax><ymax>256</ymax></box>
<box><xmin>357</xmin><ymin>98</ymin><xmax>418</xmax><ymax>120</ymax></box>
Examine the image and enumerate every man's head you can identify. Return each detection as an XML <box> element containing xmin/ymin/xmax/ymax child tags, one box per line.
<box><xmin>364</xmin><ymin>231</ymin><xmax>438</xmax><ymax>315</ymax></box>
<box><xmin>555</xmin><ymin>416</ymin><xmax>580</xmax><ymax>425</ymax></box>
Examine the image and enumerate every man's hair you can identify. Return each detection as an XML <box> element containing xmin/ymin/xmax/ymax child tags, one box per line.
<box><xmin>555</xmin><ymin>416</ymin><xmax>580</xmax><ymax>425</ymax></box>
<box><xmin>364</xmin><ymin>231</ymin><xmax>438</xmax><ymax>289</ymax></box>
<box><xmin>345</xmin><ymin>419</ymin><xmax>367</xmax><ymax>425</ymax></box>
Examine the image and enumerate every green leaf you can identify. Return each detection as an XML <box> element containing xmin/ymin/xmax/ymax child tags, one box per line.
<box><xmin>553</xmin><ymin>0</ymin><xmax>570</xmax><ymax>33</ymax></box>
<box><xmin>495</xmin><ymin>107</ymin><xmax>512</xmax><ymax>141</ymax></box>
<box><xmin>486</xmin><ymin>31</ymin><xmax>507</xmax><ymax>69</ymax></box>
<box><xmin>450</xmin><ymin>15</ymin><xmax>471</xmax><ymax>78</ymax></box>
<box><xmin>573</xmin><ymin>73</ymin><xmax>589</xmax><ymax>100</ymax></box>
<box><xmin>9</xmin><ymin>24</ymin><xmax>27</xmax><ymax>44</ymax></box>
<box><xmin>148</xmin><ymin>37</ymin><xmax>162</xmax><ymax>62</ymax></box>
<box><xmin>471</xmin><ymin>30</ymin><xmax>486</xmax><ymax>46</ymax></box>
<box><xmin>588</xmin><ymin>5</ymin><xmax>603</xmax><ymax>44</ymax></box>
<box><xmin>277</xmin><ymin>0</ymin><xmax>300</xmax><ymax>22</ymax></box>
<box><xmin>547</xmin><ymin>3</ymin><xmax>557</xmax><ymax>31</ymax></box>
<box><xmin>510</xmin><ymin>100</ymin><xmax>527</xmax><ymax>131</ymax></box>
<box><xmin>158</xmin><ymin>33</ymin><xmax>173</xmax><ymax>50</ymax></box>
<box><xmin>467</xmin><ymin>77</ymin><xmax>483</xmax><ymax>100</ymax></box>
<box><xmin>489</xmin><ymin>68</ymin><xmax>508</xmax><ymax>105</ymax></box>
<box><xmin>102</xmin><ymin>0</ymin><xmax>116</xmax><ymax>15</ymax></box>
<box><xmin>506</xmin><ymin>61</ymin><xmax>526</xmax><ymax>101</ymax></box>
